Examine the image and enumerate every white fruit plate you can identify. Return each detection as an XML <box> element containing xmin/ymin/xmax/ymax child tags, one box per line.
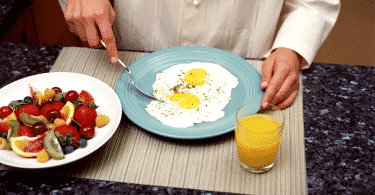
<box><xmin>0</xmin><ymin>72</ymin><xmax>122</xmax><ymax>169</ymax></box>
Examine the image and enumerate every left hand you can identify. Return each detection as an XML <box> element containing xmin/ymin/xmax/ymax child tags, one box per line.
<box><xmin>260</xmin><ymin>47</ymin><xmax>303</xmax><ymax>110</ymax></box>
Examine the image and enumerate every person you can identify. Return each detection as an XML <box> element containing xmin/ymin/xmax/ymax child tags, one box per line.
<box><xmin>58</xmin><ymin>0</ymin><xmax>340</xmax><ymax>110</ymax></box>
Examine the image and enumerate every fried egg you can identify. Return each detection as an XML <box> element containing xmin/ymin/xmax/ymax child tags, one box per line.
<box><xmin>145</xmin><ymin>62</ymin><xmax>238</xmax><ymax>128</ymax></box>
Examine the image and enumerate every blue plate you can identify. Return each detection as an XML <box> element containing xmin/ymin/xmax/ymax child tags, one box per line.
<box><xmin>115</xmin><ymin>46</ymin><xmax>264</xmax><ymax>139</ymax></box>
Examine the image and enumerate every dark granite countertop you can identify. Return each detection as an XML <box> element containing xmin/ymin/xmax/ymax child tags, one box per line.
<box><xmin>0</xmin><ymin>0</ymin><xmax>17</xmax><ymax>26</ymax></box>
<box><xmin>0</xmin><ymin>42</ymin><xmax>62</xmax><ymax>89</ymax></box>
<box><xmin>1</xmin><ymin>41</ymin><xmax>375</xmax><ymax>194</ymax></box>
<box><xmin>303</xmin><ymin>64</ymin><xmax>375</xmax><ymax>194</ymax></box>
<box><xmin>0</xmin><ymin>171</ymin><xmax>229</xmax><ymax>195</ymax></box>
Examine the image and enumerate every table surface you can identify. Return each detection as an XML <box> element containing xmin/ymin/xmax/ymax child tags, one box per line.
<box><xmin>1</xmin><ymin>42</ymin><xmax>375</xmax><ymax>195</ymax></box>
<box><xmin>1</xmin><ymin>45</ymin><xmax>307</xmax><ymax>195</ymax></box>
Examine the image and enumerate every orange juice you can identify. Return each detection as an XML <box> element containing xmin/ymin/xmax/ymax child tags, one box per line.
<box><xmin>235</xmin><ymin>114</ymin><xmax>283</xmax><ymax>168</ymax></box>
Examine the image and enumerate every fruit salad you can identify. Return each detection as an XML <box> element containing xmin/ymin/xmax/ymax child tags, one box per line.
<box><xmin>0</xmin><ymin>84</ymin><xmax>110</xmax><ymax>163</ymax></box>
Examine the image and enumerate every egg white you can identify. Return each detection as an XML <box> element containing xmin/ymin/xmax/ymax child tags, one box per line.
<box><xmin>145</xmin><ymin>62</ymin><xmax>238</xmax><ymax>128</ymax></box>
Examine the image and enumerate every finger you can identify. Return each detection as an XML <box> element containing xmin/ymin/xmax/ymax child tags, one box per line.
<box><xmin>67</xmin><ymin>22</ymin><xmax>78</xmax><ymax>34</ymax></box>
<box><xmin>75</xmin><ymin>22</ymin><xmax>88</xmax><ymax>42</ymax></box>
<box><xmin>96</xmin><ymin>17</ymin><xmax>118</xmax><ymax>63</ymax></box>
<box><xmin>260</xmin><ymin>57</ymin><xmax>275</xmax><ymax>90</ymax></box>
<box><xmin>109</xmin><ymin>7</ymin><xmax>116</xmax><ymax>24</ymax></box>
<box><xmin>261</xmin><ymin>64</ymin><xmax>289</xmax><ymax>109</ymax></box>
<box><xmin>277</xmin><ymin>79</ymin><xmax>299</xmax><ymax>106</ymax></box>
<box><xmin>68</xmin><ymin>0</ymin><xmax>87</xmax><ymax>42</ymax></box>
<box><xmin>64</xmin><ymin>2</ymin><xmax>78</xmax><ymax>34</ymax></box>
<box><xmin>65</xmin><ymin>13</ymin><xmax>77</xmax><ymax>34</ymax></box>
<box><xmin>270</xmin><ymin>74</ymin><xmax>299</xmax><ymax>106</ymax></box>
<box><xmin>82</xmin><ymin>19</ymin><xmax>100</xmax><ymax>47</ymax></box>
<box><xmin>276</xmin><ymin>88</ymin><xmax>298</xmax><ymax>110</ymax></box>
<box><xmin>65</xmin><ymin>0</ymin><xmax>87</xmax><ymax>41</ymax></box>
<box><xmin>260</xmin><ymin>57</ymin><xmax>275</xmax><ymax>109</ymax></box>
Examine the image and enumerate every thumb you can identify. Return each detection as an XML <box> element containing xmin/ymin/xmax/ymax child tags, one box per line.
<box><xmin>260</xmin><ymin>57</ymin><xmax>275</xmax><ymax>90</ymax></box>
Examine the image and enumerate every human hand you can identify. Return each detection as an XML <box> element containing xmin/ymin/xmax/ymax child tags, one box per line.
<box><xmin>260</xmin><ymin>47</ymin><xmax>303</xmax><ymax>110</ymax></box>
<box><xmin>64</xmin><ymin>0</ymin><xmax>118</xmax><ymax>63</ymax></box>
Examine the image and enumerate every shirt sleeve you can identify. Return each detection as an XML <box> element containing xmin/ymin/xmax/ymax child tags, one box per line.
<box><xmin>57</xmin><ymin>0</ymin><xmax>67</xmax><ymax>13</ymax></box>
<box><xmin>264</xmin><ymin>0</ymin><xmax>341</xmax><ymax>69</ymax></box>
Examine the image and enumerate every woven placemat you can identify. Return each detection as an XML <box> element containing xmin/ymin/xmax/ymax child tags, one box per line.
<box><xmin>1</xmin><ymin>47</ymin><xmax>307</xmax><ymax>195</ymax></box>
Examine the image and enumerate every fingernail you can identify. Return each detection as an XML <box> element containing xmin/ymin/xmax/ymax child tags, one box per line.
<box><xmin>261</xmin><ymin>81</ymin><xmax>268</xmax><ymax>88</ymax></box>
<box><xmin>262</xmin><ymin>102</ymin><xmax>268</xmax><ymax>108</ymax></box>
<box><xmin>111</xmin><ymin>57</ymin><xmax>117</xmax><ymax>63</ymax></box>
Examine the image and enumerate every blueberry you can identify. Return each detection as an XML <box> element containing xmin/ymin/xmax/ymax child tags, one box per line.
<box><xmin>64</xmin><ymin>145</ymin><xmax>74</xmax><ymax>154</ymax></box>
<box><xmin>0</xmin><ymin>132</ymin><xmax>7</xmax><ymax>139</ymax></box>
<box><xmin>23</xmin><ymin>96</ymin><xmax>33</xmax><ymax>104</ymax></box>
<box><xmin>78</xmin><ymin>138</ymin><xmax>87</xmax><ymax>148</ymax></box>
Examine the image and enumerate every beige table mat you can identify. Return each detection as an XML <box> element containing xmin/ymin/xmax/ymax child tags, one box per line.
<box><xmin>1</xmin><ymin>47</ymin><xmax>307</xmax><ymax>195</ymax></box>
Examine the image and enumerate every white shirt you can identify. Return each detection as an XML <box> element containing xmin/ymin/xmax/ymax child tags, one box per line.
<box><xmin>58</xmin><ymin>0</ymin><xmax>341</xmax><ymax>68</ymax></box>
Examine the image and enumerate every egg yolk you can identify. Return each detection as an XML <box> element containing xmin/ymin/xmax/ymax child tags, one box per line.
<box><xmin>185</xmin><ymin>68</ymin><xmax>206</xmax><ymax>86</ymax></box>
<box><xmin>168</xmin><ymin>93</ymin><xmax>200</xmax><ymax>109</ymax></box>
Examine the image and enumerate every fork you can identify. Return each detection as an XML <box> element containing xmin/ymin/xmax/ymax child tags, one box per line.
<box><xmin>100</xmin><ymin>40</ymin><xmax>156</xmax><ymax>99</ymax></box>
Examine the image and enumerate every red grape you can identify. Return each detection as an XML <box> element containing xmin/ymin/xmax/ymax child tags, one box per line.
<box><xmin>52</xmin><ymin>87</ymin><xmax>62</xmax><ymax>94</ymax></box>
<box><xmin>64</xmin><ymin>90</ymin><xmax>79</xmax><ymax>103</ymax></box>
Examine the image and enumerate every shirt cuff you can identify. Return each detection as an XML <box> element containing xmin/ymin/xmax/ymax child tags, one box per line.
<box><xmin>262</xmin><ymin>7</ymin><xmax>335</xmax><ymax>70</ymax></box>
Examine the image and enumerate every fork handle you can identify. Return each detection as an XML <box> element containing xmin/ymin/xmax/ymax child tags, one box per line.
<box><xmin>100</xmin><ymin>40</ymin><xmax>130</xmax><ymax>71</ymax></box>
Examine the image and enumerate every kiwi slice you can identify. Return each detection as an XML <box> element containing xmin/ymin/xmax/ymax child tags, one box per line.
<box><xmin>19</xmin><ymin>113</ymin><xmax>48</xmax><ymax>127</ymax></box>
<box><xmin>43</xmin><ymin>130</ymin><xmax>65</xmax><ymax>160</ymax></box>
<box><xmin>7</xmin><ymin>120</ymin><xmax>20</xmax><ymax>139</ymax></box>
<box><xmin>5</xmin><ymin>120</ymin><xmax>20</xmax><ymax>150</ymax></box>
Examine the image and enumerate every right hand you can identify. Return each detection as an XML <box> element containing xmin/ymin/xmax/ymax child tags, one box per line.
<box><xmin>64</xmin><ymin>0</ymin><xmax>118</xmax><ymax>63</ymax></box>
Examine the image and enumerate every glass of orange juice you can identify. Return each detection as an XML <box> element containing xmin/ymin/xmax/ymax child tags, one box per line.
<box><xmin>235</xmin><ymin>102</ymin><xmax>284</xmax><ymax>173</ymax></box>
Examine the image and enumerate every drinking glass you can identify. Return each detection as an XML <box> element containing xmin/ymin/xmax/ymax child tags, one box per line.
<box><xmin>235</xmin><ymin>102</ymin><xmax>284</xmax><ymax>173</ymax></box>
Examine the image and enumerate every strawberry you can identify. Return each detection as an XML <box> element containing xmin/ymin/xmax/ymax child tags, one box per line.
<box><xmin>41</xmin><ymin>104</ymin><xmax>54</xmax><ymax>118</ymax></box>
<box><xmin>41</xmin><ymin>101</ymin><xmax>64</xmax><ymax>118</ymax></box>
<box><xmin>19</xmin><ymin>125</ymin><xmax>35</xmax><ymax>137</ymax></box>
<box><xmin>15</xmin><ymin>104</ymin><xmax>41</xmax><ymax>121</ymax></box>
<box><xmin>74</xmin><ymin>105</ymin><xmax>97</xmax><ymax>127</ymax></box>
<box><xmin>51</xmin><ymin>101</ymin><xmax>65</xmax><ymax>111</ymax></box>
<box><xmin>0</xmin><ymin>106</ymin><xmax>13</xmax><ymax>119</ymax></box>
<box><xmin>0</xmin><ymin>121</ymin><xmax>8</xmax><ymax>134</ymax></box>
<box><xmin>78</xmin><ymin>90</ymin><xmax>94</xmax><ymax>104</ymax></box>
<box><xmin>79</xmin><ymin>126</ymin><xmax>95</xmax><ymax>139</ymax></box>
<box><xmin>54</xmin><ymin>125</ymin><xmax>80</xmax><ymax>145</ymax></box>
